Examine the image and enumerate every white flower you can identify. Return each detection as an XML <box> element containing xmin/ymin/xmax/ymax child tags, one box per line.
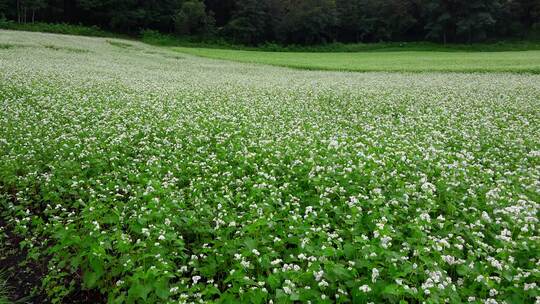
<box><xmin>328</xmin><ymin>138</ymin><xmax>339</xmax><ymax>149</ymax></box>
<box><xmin>371</xmin><ymin>268</ymin><xmax>379</xmax><ymax>283</ymax></box>
<box><xmin>420</xmin><ymin>213</ymin><xmax>431</xmax><ymax>222</ymax></box>
<box><xmin>314</xmin><ymin>270</ymin><xmax>324</xmax><ymax>281</ymax></box>
<box><xmin>141</xmin><ymin>228</ymin><xmax>150</xmax><ymax>237</ymax></box>
<box><xmin>525</xmin><ymin>282</ymin><xmax>537</xmax><ymax>291</ymax></box>
<box><xmin>240</xmin><ymin>259</ymin><xmax>251</xmax><ymax>268</ymax></box>
<box><xmin>421</xmin><ymin>182</ymin><xmax>436</xmax><ymax>193</ymax></box>
<box><xmin>318</xmin><ymin>280</ymin><xmax>329</xmax><ymax>288</ymax></box>
<box><xmin>381</xmin><ymin>236</ymin><xmax>392</xmax><ymax>248</ymax></box>
<box><xmin>359</xmin><ymin>285</ymin><xmax>371</xmax><ymax>292</ymax></box>
<box><xmin>442</xmin><ymin>255</ymin><xmax>458</xmax><ymax>265</ymax></box>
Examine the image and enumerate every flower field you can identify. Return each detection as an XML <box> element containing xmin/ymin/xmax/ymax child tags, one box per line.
<box><xmin>0</xmin><ymin>30</ymin><xmax>539</xmax><ymax>303</ymax></box>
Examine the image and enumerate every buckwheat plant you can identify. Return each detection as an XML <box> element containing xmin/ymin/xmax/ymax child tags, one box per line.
<box><xmin>1</xmin><ymin>30</ymin><xmax>539</xmax><ymax>303</ymax></box>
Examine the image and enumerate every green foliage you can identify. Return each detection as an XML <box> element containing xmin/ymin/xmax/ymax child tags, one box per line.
<box><xmin>140</xmin><ymin>29</ymin><xmax>228</xmax><ymax>47</ymax></box>
<box><xmin>75</xmin><ymin>0</ymin><xmax>184</xmax><ymax>33</ymax></box>
<box><xmin>142</xmin><ymin>30</ymin><xmax>540</xmax><ymax>53</ymax></box>
<box><xmin>424</xmin><ymin>0</ymin><xmax>504</xmax><ymax>43</ymax></box>
<box><xmin>0</xmin><ymin>0</ymin><xmax>539</xmax><ymax>44</ymax></box>
<box><xmin>0</xmin><ymin>20</ymin><xmax>114</xmax><ymax>37</ymax></box>
<box><xmin>277</xmin><ymin>0</ymin><xmax>338</xmax><ymax>44</ymax></box>
<box><xmin>223</xmin><ymin>0</ymin><xmax>271</xmax><ymax>44</ymax></box>
<box><xmin>1</xmin><ymin>29</ymin><xmax>540</xmax><ymax>303</ymax></box>
<box><xmin>140</xmin><ymin>29</ymin><xmax>181</xmax><ymax>46</ymax></box>
<box><xmin>174</xmin><ymin>0</ymin><xmax>215</xmax><ymax>36</ymax></box>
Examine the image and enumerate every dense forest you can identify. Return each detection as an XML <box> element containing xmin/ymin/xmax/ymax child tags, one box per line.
<box><xmin>1</xmin><ymin>0</ymin><xmax>539</xmax><ymax>45</ymax></box>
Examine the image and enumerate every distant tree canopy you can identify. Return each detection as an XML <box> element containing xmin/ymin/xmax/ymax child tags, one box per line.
<box><xmin>1</xmin><ymin>0</ymin><xmax>539</xmax><ymax>44</ymax></box>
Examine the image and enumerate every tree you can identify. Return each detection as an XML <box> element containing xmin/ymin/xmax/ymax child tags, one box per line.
<box><xmin>224</xmin><ymin>0</ymin><xmax>272</xmax><ymax>44</ymax></box>
<box><xmin>424</xmin><ymin>0</ymin><xmax>454</xmax><ymax>43</ymax></box>
<box><xmin>424</xmin><ymin>0</ymin><xmax>502</xmax><ymax>43</ymax></box>
<box><xmin>504</xmin><ymin>0</ymin><xmax>540</xmax><ymax>38</ymax></box>
<box><xmin>274</xmin><ymin>0</ymin><xmax>337</xmax><ymax>44</ymax></box>
<box><xmin>455</xmin><ymin>0</ymin><xmax>501</xmax><ymax>42</ymax></box>
<box><xmin>0</xmin><ymin>0</ymin><xmax>536</xmax><ymax>44</ymax></box>
<box><xmin>0</xmin><ymin>0</ymin><xmax>9</xmax><ymax>19</ymax></box>
<box><xmin>204</xmin><ymin>0</ymin><xmax>235</xmax><ymax>27</ymax></box>
<box><xmin>14</xmin><ymin>0</ymin><xmax>46</xmax><ymax>23</ymax></box>
<box><xmin>174</xmin><ymin>0</ymin><xmax>215</xmax><ymax>35</ymax></box>
<box><xmin>27</xmin><ymin>0</ymin><xmax>47</xmax><ymax>22</ymax></box>
<box><xmin>336</xmin><ymin>0</ymin><xmax>363</xmax><ymax>42</ymax></box>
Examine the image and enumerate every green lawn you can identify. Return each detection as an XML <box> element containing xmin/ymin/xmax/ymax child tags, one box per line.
<box><xmin>174</xmin><ymin>47</ymin><xmax>540</xmax><ymax>73</ymax></box>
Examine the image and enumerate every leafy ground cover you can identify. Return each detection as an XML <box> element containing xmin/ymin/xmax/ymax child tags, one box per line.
<box><xmin>1</xmin><ymin>30</ymin><xmax>539</xmax><ymax>303</ymax></box>
<box><xmin>174</xmin><ymin>47</ymin><xmax>540</xmax><ymax>74</ymax></box>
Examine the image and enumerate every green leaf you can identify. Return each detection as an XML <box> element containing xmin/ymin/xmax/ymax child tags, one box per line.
<box><xmin>82</xmin><ymin>271</ymin><xmax>98</xmax><ymax>288</ymax></box>
<box><xmin>89</xmin><ymin>256</ymin><xmax>104</xmax><ymax>278</ymax></box>
<box><xmin>200</xmin><ymin>258</ymin><xmax>218</xmax><ymax>277</ymax></box>
<box><xmin>325</xmin><ymin>263</ymin><xmax>351</xmax><ymax>282</ymax></box>
<box><xmin>456</xmin><ymin>265</ymin><xmax>469</xmax><ymax>276</ymax></box>
<box><xmin>128</xmin><ymin>282</ymin><xmax>151</xmax><ymax>301</ymax></box>
<box><xmin>154</xmin><ymin>278</ymin><xmax>170</xmax><ymax>299</ymax></box>
<box><xmin>343</xmin><ymin>244</ymin><xmax>356</xmax><ymax>259</ymax></box>
<box><xmin>267</xmin><ymin>274</ymin><xmax>280</xmax><ymax>289</ymax></box>
<box><xmin>244</xmin><ymin>238</ymin><xmax>258</xmax><ymax>250</ymax></box>
<box><xmin>383</xmin><ymin>284</ymin><xmax>401</xmax><ymax>296</ymax></box>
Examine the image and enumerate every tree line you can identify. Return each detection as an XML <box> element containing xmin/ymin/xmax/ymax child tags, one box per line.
<box><xmin>1</xmin><ymin>0</ymin><xmax>539</xmax><ymax>45</ymax></box>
